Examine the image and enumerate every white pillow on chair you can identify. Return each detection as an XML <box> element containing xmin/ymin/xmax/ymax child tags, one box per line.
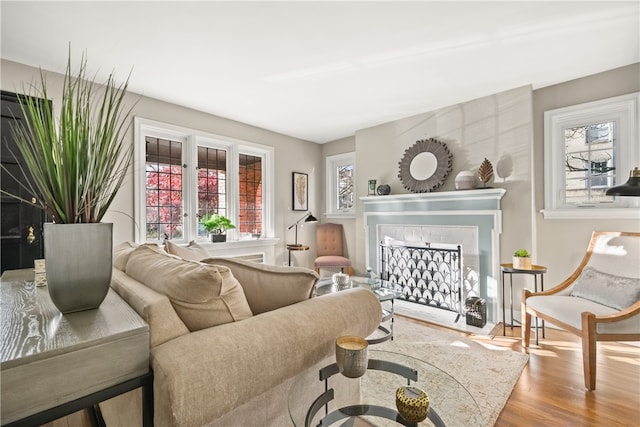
<box><xmin>570</xmin><ymin>266</ymin><xmax>640</xmax><ymax>310</ymax></box>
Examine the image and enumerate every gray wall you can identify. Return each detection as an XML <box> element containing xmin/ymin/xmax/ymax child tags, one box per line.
<box><xmin>533</xmin><ymin>63</ymin><xmax>640</xmax><ymax>285</ymax></box>
<box><xmin>352</xmin><ymin>86</ymin><xmax>534</xmax><ymax>276</ymax></box>
<box><xmin>1</xmin><ymin>59</ymin><xmax>322</xmax><ymax>266</ymax></box>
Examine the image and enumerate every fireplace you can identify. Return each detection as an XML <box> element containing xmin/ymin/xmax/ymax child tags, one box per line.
<box><xmin>361</xmin><ymin>189</ymin><xmax>505</xmax><ymax>323</ymax></box>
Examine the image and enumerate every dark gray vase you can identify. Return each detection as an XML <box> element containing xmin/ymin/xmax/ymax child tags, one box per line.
<box><xmin>44</xmin><ymin>222</ymin><xmax>113</xmax><ymax>314</ymax></box>
<box><xmin>210</xmin><ymin>233</ymin><xmax>227</xmax><ymax>243</ymax></box>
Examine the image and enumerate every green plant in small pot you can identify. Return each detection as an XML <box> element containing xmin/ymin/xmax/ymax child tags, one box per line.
<box><xmin>513</xmin><ymin>249</ymin><xmax>531</xmax><ymax>270</ymax></box>
<box><xmin>202</xmin><ymin>214</ymin><xmax>235</xmax><ymax>243</ymax></box>
<box><xmin>1</xmin><ymin>51</ymin><xmax>134</xmax><ymax>313</ymax></box>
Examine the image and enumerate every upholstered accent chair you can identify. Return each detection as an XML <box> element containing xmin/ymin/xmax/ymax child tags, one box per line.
<box><xmin>314</xmin><ymin>223</ymin><xmax>353</xmax><ymax>275</ymax></box>
<box><xmin>521</xmin><ymin>231</ymin><xmax>640</xmax><ymax>390</ymax></box>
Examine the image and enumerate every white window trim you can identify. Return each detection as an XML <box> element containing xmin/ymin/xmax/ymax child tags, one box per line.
<box><xmin>325</xmin><ymin>152</ymin><xmax>356</xmax><ymax>219</ymax></box>
<box><xmin>541</xmin><ymin>92</ymin><xmax>640</xmax><ymax>219</ymax></box>
<box><xmin>134</xmin><ymin>117</ymin><xmax>275</xmax><ymax>243</ymax></box>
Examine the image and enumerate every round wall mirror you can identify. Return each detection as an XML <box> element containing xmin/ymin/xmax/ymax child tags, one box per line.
<box><xmin>398</xmin><ymin>138</ymin><xmax>453</xmax><ymax>193</ymax></box>
<box><xmin>409</xmin><ymin>152</ymin><xmax>438</xmax><ymax>181</ymax></box>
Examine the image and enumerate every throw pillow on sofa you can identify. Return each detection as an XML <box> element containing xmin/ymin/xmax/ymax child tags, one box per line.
<box><xmin>164</xmin><ymin>240</ymin><xmax>210</xmax><ymax>261</ymax></box>
<box><xmin>125</xmin><ymin>245</ymin><xmax>253</xmax><ymax>331</ymax></box>
<box><xmin>113</xmin><ymin>241</ymin><xmax>138</xmax><ymax>271</ymax></box>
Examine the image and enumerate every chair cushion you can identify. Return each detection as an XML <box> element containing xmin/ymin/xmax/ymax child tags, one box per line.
<box><xmin>527</xmin><ymin>295</ymin><xmax>640</xmax><ymax>334</ymax></box>
<box><xmin>125</xmin><ymin>245</ymin><xmax>253</xmax><ymax>331</ymax></box>
<box><xmin>569</xmin><ymin>266</ymin><xmax>640</xmax><ymax>310</ymax></box>
<box><xmin>164</xmin><ymin>240</ymin><xmax>210</xmax><ymax>261</ymax></box>
<box><xmin>314</xmin><ymin>255</ymin><xmax>352</xmax><ymax>268</ymax></box>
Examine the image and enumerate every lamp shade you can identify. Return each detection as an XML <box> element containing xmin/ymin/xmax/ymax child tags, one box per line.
<box><xmin>606</xmin><ymin>168</ymin><xmax>640</xmax><ymax>197</ymax></box>
<box><xmin>304</xmin><ymin>214</ymin><xmax>318</xmax><ymax>223</ymax></box>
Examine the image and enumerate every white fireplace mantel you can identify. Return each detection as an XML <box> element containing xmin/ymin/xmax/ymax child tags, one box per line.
<box><xmin>361</xmin><ymin>188</ymin><xmax>506</xmax><ymax>322</ymax></box>
<box><xmin>361</xmin><ymin>188</ymin><xmax>506</xmax><ymax>209</ymax></box>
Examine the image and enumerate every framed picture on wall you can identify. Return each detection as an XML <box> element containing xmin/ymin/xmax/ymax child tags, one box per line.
<box><xmin>292</xmin><ymin>172</ymin><xmax>308</xmax><ymax>211</ymax></box>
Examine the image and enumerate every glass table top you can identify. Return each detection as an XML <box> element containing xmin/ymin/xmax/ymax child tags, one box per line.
<box><xmin>288</xmin><ymin>349</ymin><xmax>483</xmax><ymax>427</ymax></box>
<box><xmin>315</xmin><ymin>277</ymin><xmax>403</xmax><ymax>302</ymax></box>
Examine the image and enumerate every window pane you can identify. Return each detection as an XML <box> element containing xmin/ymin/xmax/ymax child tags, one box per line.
<box><xmin>197</xmin><ymin>146</ymin><xmax>227</xmax><ymax>237</ymax></box>
<box><xmin>564</xmin><ymin>121</ymin><xmax>616</xmax><ymax>204</ymax></box>
<box><xmin>337</xmin><ymin>164</ymin><xmax>354</xmax><ymax>210</ymax></box>
<box><xmin>239</xmin><ymin>153</ymin><xmax>262</xmax><ymax>235</ymax></box>
<box><xmin>146</xmin><ymin>137</ymin><xmax>183</xmax><ymax>240</ymax></box>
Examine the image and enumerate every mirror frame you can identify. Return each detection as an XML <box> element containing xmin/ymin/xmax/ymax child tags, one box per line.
<box><xmin>398</xmin><ymin>138</ymin><xmax>453</xmax><ymax>193</ymax></box>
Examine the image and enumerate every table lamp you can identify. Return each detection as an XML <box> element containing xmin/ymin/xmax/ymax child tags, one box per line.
<box><xmin>288</xmin><ymin>212</ymin><xmax>317</xmax><ymax>246</ymax></box>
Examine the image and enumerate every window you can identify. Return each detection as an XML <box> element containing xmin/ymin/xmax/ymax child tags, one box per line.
<box><xmin>542</xmin><ymin>93</ymin><xmax>639</xmax><ymax>219</ymax></box>
<box><xmin>135</xmin><ymin>118</ymin><xmax>273</xmax><ymax>243</ymax></box>
<box><xmin>145</xmin><ymin>137</ymin><xmax>184</xmax><ymax>240</ymax></box>
<box><xmin>238</xmin><ymin>153</ymin><xmax>263</xmax><ymax>236</ymax></box>
<box><xmin>196</xmin><ymin>146</ymin><xmax>227</xmax><ymax>238</ymax></box>
<box><xmin>326</xmin><ymin>152</ymin><xmax>355</xmax><ymax>217</ymax></box>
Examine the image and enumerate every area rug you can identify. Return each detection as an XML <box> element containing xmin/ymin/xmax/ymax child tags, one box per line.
<box><xmin>367</xmin><ymin>316</ymin><xmax>528</xmax><ymax>426</ymax></box>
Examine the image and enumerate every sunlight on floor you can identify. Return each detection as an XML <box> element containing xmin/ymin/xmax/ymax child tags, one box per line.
<box><xmin>529</xmin><ymin>348</ymin><xmax>560</xmax><ymax>358</ymax></box>
<box><xmin>608</xmin><ymin>355</ymin><xmax>640</xmax><ymax>366</ymax></box>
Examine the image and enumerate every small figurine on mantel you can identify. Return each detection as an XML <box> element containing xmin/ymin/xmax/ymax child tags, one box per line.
<box><xmin>478</xmin><ymin>158</ymin><xmax>494</xmax><ymax>188</ymax></box>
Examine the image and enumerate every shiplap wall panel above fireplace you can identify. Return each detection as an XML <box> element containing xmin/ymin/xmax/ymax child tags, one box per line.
<box><xmin>361</xmin><ymin>188</ymin><xmax>506</xmax><ymax>323</ymax></box>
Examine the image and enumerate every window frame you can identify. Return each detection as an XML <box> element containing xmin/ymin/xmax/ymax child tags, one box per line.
<box><xmin>542</xmin><ymin>92</ymin><xmax>639</xmax><ymax>219</ymax></box>
<box><xmin>325</xmin><ymin>152</ymin><xmax>356</xmax><ymax>219</ymax></box>
<box><xmin>134</xmin><ymin>117</ymin><xmax>274</xmax><ymax>243</ymax></box>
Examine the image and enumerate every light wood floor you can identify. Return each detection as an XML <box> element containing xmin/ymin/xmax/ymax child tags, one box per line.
<box><xmin>44</xmin><ymin>319</ymin><xmax>640</xmax><ymax>426</ymax></box>
<box><xmin>410</xmin><ymin>317</ymin><xmax>640</xmax><ymax>427</ymax></box>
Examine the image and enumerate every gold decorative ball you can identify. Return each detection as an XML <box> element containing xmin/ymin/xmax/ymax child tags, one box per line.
<box><xmin>396</xmin><ymin>386</ymin><xmax>429</xmax><ymax>423</ymax></box>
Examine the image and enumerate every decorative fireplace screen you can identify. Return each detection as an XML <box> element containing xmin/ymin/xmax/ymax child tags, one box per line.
<box><xmin>380</xmin><ymin>242</ymin><xmax>463</xmax><ymax>316</ymax></box>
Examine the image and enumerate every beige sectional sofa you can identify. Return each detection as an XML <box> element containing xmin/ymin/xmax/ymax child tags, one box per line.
<box><xmin>103</xmin><ymin>242</ymin><xmax>382</xmax><ymax>427</ymax></box>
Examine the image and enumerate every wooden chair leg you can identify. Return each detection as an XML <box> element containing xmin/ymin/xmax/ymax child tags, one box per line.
<box><xmin>582</xmin><ymin>312</ymin><xmax>597</xmax><ymax>391</ymax></box>
<box><xmin>521</xmin><ymin>290</ymin><xmax>532</xmax><ymax>347</ymax></box>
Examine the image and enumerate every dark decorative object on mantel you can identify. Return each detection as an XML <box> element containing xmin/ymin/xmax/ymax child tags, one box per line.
<box><xmin>398</xmin><ymin>138</ymin><xmax>453</xmax><ymax>193</ymax></box>
<box><xmin>376</xmin><ymin>184</ymin><xmax>391</xmax><ymax>195</ymax></box>
<box><xmin>478</xmin><ymin>158</ymin><xmax>494</xmax><ymax>188</ymax></box>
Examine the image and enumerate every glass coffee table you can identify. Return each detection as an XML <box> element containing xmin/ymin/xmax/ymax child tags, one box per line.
<box><xmin>288</xmin><ymin>349</ymin><xmax>483</xmax><ymax>427</ymax></box>
<box><xmin>315</xmin><ymin>277</ymin><xmax>402</xmax><ymax>344</ymax></box>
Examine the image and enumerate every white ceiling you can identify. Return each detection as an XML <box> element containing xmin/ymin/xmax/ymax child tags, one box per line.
<box><xmin>1</xmin><ymin>1</ymin><xmax>638</xmax><ymax>143</ymax></box>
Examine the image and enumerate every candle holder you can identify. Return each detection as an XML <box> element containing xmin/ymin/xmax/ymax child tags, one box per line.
<box><xmin>335</xmin><ymin>336</ymin><xmax>368</xmax><ymax>378</ymax></box>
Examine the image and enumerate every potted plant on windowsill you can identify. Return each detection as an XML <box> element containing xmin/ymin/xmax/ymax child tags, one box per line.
<box><xmin>513</xmin><ymin>249</ymin><xmax>532</xmax><ymax>270</ymax></box>
<box><xmin>202</xmin><ymin>214</ymin><xmax>236</xmax><ymax>243</ymax></box>
<box><xmin>1</xmin><ymin>51</ymin><xmax>134</xmax><ymax>313</ymax></box>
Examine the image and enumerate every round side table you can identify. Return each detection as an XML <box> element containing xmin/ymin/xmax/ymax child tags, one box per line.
<box><xmin>286</xmin><ymin>244</ymin><xmax>309</xmax><ymax>266</ymax></box>
<box><xmin>501</xmin><ymin>263</ymin><xmax>547</xmax><ymax>344</ymax></box>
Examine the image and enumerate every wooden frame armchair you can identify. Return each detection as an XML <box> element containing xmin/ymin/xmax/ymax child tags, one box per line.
<box><xmin>521</xmin><ymin>231</ymin><xmax>640</xmax><ymax>390</ymax></box>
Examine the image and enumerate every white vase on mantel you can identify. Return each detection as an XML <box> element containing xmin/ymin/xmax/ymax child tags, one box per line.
<box><xmin>455</xmin><ymin>171</ymin><xmax>476</xmax><ymax>190</ymax></box>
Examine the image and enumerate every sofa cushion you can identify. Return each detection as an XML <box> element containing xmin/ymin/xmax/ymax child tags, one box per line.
<box><xmin>164</xmin><ymin>240</ymin><xmax>210</xmax><ymax>262</ymax></box>
<box><xmin>202</xmin><ymin>257</ymin><xmax>318</xmax><ymax>314</ymax></box>
<box><xmin>113</xmin><ymin>241</ymin><xmax>139</xmax><ymax>271</ymax></box>
<box><xmin>125</xmin><ymin>245</ymin><xmax>253</xmax><ymax>331</ymax></box>
<box><xmin>569</xmin><ymin>266</ymin><xmax>640</xmax><ymax>310</ymax></box>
